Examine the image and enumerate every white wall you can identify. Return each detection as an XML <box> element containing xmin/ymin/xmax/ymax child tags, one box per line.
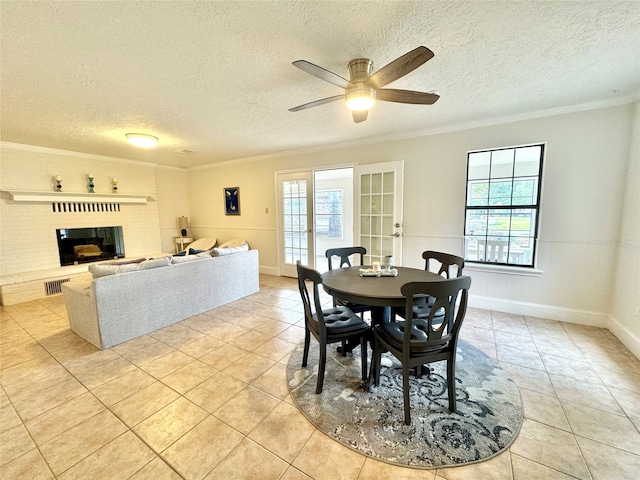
<box><xmin>155</xmin><ymin>166</ymin><xmax>190</xmax><ymax>253</ymax></box>
<box><xmin>0</xmin><ymin>144</ymin><xmax>167</xmax><ymax>276</ymax></box>
<box><xmin>186</xmin><ymin>104</ymin><xmax>634</xmax><ymax>329</ymax></box>
<box><xmin>610</xmin><ymin>101</ymin><xmax>640</xmax><ymax>357</ymax></box>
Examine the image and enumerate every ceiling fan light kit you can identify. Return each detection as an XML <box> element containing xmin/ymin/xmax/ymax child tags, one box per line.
<box><xmin>345</xmin><ymin>88</ymin><xmax>376</xmax><ymax>111</ymax></box>
<box><xmin>290</xmin><ymin>46</ymin><xmax>439</xmax><ymax>123</ymax></box>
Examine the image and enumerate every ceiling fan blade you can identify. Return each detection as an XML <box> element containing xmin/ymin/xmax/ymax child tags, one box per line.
<box><xmin>366</xmin><ymin>46</ymin><xmax>434</xmax><ymax>89</ymax></box>
<box><xmin>292</xmin><ymin>60</ymin><xmax>353</xmax><ymax>89</ymax></box>
<box><xmin>289</xmin><ymin>95</ymin><xmax>344</xmax><ymax>112</ymax></box>
<box><xmin>376</xmin><ymin>89</ymin><xmax>440</xmax><ymax>105</ymax></box>
<box><xmin>352</xmin><ymin>110</ymin><xmax>368</xmax><ymax>123</ymax></box>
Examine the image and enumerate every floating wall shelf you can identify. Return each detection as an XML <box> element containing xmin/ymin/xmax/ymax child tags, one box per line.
<box><xmin>2</xmin><ymin>191</ymin><xmax>155</xmax><ymax>204</ymax></box>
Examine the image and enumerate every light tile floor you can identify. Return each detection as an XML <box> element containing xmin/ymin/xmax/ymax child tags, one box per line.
<box><xmin>1</xmin><ymin>274</ymin><xmax>640</xmax><ymax>479</ymax></box>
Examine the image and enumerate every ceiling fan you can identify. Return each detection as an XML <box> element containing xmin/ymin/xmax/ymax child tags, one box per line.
<box><xmin>289</xmin><ymin>46</ymin><xmax>439</xmax><ymax>123</ymax></box>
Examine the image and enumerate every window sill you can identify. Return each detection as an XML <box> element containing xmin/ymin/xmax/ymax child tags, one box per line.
<box><xmin>464</xmin><ymin>263</ymin><xmax>543</xmax><ymax>277</ymax></box>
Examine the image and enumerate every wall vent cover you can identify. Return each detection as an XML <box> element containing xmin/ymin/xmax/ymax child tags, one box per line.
<box><xmin>45</xmin><ymin>278</ymin><xmax>70</xmax><ymax>295</ymax></box>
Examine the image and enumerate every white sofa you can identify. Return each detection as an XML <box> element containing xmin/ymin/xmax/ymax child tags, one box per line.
<box><xmin>62</xmin><ymin>249</ymin><xmax>259</xmax><ymax>349</ymax></box>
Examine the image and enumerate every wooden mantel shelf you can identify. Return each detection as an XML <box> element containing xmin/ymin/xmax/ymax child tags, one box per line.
<box><xmin>2</xmin><ymin>190</ymin><xmax>155</xmax><ymax>204</ymax></box>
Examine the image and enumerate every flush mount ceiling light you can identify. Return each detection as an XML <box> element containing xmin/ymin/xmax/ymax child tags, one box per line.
<box><xmin>125</xmin><ymin>133</ymin><xmax>158</xmax><ymax>148</ymax></box>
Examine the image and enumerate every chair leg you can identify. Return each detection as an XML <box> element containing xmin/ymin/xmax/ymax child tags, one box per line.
<box><xmin>402</xmin><ymin>363</ymin><xmax>412</xmax><ymax>425</ymax></box>
<box><xmin>360</xmin><ymin>335</ymin><xmax>367</xmax><ymax>382</ymax></box>
<box><xmin>302</xmin><ymin>328</ymin><xmax>311</xmax><ymax>367</ymax></box>
<box><xmin>316</xmin><ymin>343</ymin><xmax>327</xmax><ymax>394</ymax></box>
<box><xmin>372</xmin><ymin>338</ymin><xmax>382</xmax><ymax>386</ymax></box>
<box><xmin>340</xmin><ymin>340</ymin><xmax>347</xmax><ymax>357</ymax></box>
<box><xmin>447</xmin><ymin>357</ymin><xmax>457</xmax><ymax>413</ymax></box>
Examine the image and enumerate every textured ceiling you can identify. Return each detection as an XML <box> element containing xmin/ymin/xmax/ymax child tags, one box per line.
<box><xmin>1</xmin><ymin>1</ymin><xmax>639</xmax><ymax>168</ymax></box>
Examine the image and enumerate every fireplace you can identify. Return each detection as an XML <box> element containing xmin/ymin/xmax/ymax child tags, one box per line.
<box><xmin>56</xmin><ymin>226</ymin><xmax>125</xmax><ymax>266</ymax></box>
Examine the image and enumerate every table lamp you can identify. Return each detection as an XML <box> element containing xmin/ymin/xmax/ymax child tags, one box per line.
<box><xmin>178</xmin><ymin>216</ymin><xmax>189</xmax><ymax>237</ymax></box>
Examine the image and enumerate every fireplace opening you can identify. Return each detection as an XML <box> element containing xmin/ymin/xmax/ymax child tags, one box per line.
<box><xmin>56</xmin><ymin>226</ymin><xmax>125</xmax><ymax>266</ymax></box>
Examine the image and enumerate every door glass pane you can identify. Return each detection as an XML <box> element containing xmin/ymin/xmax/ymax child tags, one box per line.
<box><xmin>361</xmin><ymin>195</ymin><xmax>371</xmax><ymax>214</ymax></box>
<box><xmin>361</xmin><ymin>175</ymin><xmax>371</xmax><ymax>194</ymax></box>
<box><xmin>371</xmin><ymin>173</ymin><xmax>382</xmax><ymax>193</ymax></box>
<box><xmin>383</xmin><ymin>172</ymin><xmax>394</xmax><ymax>193</ymax></box>
<box><xmin>360</xmin><ymin>216</ymin><xmax>370</xmax><ymax>234</ymax></box>
<box><xmin>382</xmin><ymin>194</ymin><xmax>393</xmax><ymax>214</ymax></box>
<box><xmin>371</xmin><ymin>194</ymin><xmax>382</xmax><ymax>214</ymax></box>
<box><xmin>382</xmin><ymin>216</ymin><xmax>393</xmax><ymax>236</ymax></box>
<box><xmin>282</xmin><ymin>179</ymin><xmax>308</xmax><ymax>266</ymax></box>
<box><xmin>371</xmin><ymin>216</ymin><xmax>381</xmax><ymax>236</ymax></box>
<box><xmin>382</xmin><ymin>237</ymin><xmax>393</xmax><ymax>256</ymax></box>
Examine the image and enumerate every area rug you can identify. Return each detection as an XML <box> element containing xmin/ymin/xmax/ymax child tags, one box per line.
<box><xmin>286</xmin><ymin>339</ymin><xmax>524</xmax><ymax>468</ymax></box>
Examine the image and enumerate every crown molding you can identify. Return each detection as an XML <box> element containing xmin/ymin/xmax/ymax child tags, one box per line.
<box><xmin>188</xmin><ymin>92</ymin><xmax>639</xmax><ymax>171</ymax></box>
<box><xmin>0</xmin><ymin>142</ymin><xmax>159</xmax><ymax>168</ymax></box>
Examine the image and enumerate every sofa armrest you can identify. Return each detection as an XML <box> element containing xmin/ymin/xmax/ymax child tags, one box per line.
<box><xmin>62</xmin><ymin>280</ymin><xmax>103</xmax><ymax>349</ymax></box>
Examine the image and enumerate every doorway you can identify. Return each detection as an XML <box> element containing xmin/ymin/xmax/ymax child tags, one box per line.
<box><xmin>276</xmin><ymin>161</ymin><xmax>403</xmax><ymax>277</ymax></box>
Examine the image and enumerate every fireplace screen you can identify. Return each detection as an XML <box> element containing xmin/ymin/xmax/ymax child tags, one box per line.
<box><xmin>56</xmin><ymin>226</ymin><xmax>125</xmax><ymax>266</ymax></box>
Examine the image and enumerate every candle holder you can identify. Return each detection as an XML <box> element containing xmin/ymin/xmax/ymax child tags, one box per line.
<box><xmin>111</xmin><ymin>177</ymin><xmax>118</xmax><ymax>194</ymax></box>
<box><xmin>87</xmin><ymin>174</ymin><xmax>95</xmax><ymax>193</ymax></box>
<box><xmin>54</xmin><ymin>175</ymin><xmax>62</xmax><ymax>192</ymax></box>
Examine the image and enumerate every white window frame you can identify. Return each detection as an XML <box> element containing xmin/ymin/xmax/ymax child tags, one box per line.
<box><xmin>463</xmin><ymin>143</ymin><xmax>544</xmax><ymax>269</ymax></box>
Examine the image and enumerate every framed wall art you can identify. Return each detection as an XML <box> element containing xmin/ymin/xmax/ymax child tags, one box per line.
<box><xmin>224</xmin><ymin>187</ymin><xmax>240</xmax><ymax>215</ymax></box>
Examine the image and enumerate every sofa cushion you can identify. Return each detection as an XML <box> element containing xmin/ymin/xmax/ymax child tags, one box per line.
<box><xmin>107</xmin><ymin>257</ymin><xmax>146</xmax><ymax>265</ymax></box>
<box><xmin>88</xmin><ymin>263</ymin><xmax>141</xmax><ymax>278</ymax></box>
<box><xmin>139</xmin><ymin>256</ymin><xmax>172</xmax><ymax>270</ymax></box>
<box><xmin>212</xmin><ymin>243</ymin><xmax>249</xmax><ymax>256</ymax></box>
<box><xmin>172</xmin><ymin>254</ymin><xmax>204</xmax><ymax>264</ymax></box>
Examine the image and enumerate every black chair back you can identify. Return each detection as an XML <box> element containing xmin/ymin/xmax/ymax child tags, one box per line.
<box><xmin>326</xmin><ymin>246</ymin><xmax>366</xmax><ymax>271</ymax></box>
<box><xmin>422</xmin><ymin>250</ymin><xmax>465</xmax><ymax>278</ymax></box>
<box><xmin>296</xmin><ymin>262</ymin><xmax>326</xmax><ymax>338</ymax></box>
<box><xmin>400</xmin><ymin>276</ymin><xmax>471</xmax><ymax>352</ymax></box>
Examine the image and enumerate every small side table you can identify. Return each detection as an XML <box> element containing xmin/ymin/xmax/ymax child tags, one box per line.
<box><xmin>174</xmin><ymin>236</ymin><xmax>193</xmax><ymax>253</ymax></box>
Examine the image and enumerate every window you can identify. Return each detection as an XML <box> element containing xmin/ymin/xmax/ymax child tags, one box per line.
<box><xmin>315</xmin><ymin>189</ymin><xmax>343</xmax><ymax>239</ymax></box>
<box><xmin>464</xmin><ymin>144</ymin><xmax>544</xmax><ymax>267</ymax></box>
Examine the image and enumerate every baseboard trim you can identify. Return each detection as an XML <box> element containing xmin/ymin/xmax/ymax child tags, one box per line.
<box><xmin>608</xmin><ymin>316</ymin><xmax>640</xmax><ymax>361</ymax></box>
<box><xmin>469</xmin><ymin>295</ymin><xmax>608</xmax><ymax>327</ymax></box>
<box><xmin>259</xmin><ymin>266</ymin><xmax>279</xmax><ymax>276</ymax></box>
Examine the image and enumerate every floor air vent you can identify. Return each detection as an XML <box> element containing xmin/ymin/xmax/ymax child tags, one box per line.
<box><xmin>45</xmin><ymin>278</ymin><xmax>70</xmax><ymax>295</ymax></box>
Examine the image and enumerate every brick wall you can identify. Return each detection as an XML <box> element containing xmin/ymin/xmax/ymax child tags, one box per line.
<box><xmin>0</xmin><ymin>144</ymin><xmax>163</xmax><ymax>276</ymax></box>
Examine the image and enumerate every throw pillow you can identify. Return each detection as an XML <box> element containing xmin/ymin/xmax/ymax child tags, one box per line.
<box><xmin>218</xmin><ymin>238</ymin><xmax>247</xmax><ymax>248</ymax></box>
<box><xmin>188</xmin><ymin>248</ymin><xmax>207</xmax><ymax>255</ymax></box>
<box><xmin>138</xmin><ymin>256</ymin><xmax>172</xmax><ymax>270</ymax></box>
<box><xmin>173</xmin><ymin>251</ymin><xmax>187</xmax><ymax>257</ymax></box>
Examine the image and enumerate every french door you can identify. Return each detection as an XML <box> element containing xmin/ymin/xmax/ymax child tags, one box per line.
<box><xmin>355</xmin><ymin>161</ymin><xmax>404</xmax><ymax>266</ymax></box>
<box><xmin>277</xmin><ymin>161</ymin><xmax>403</xmax><ymax>277</ymax></box>
<box><xmin>277</xmin><ymin>171</ymin><xmax>314</xmax><ymax>277</ymax></box>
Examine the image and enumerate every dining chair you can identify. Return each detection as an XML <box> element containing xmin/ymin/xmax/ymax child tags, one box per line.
<box><xmin>395</xmin><ymin>250</ymin><xmax>465</xmax><ymax>321</ymax></box>
<box><xmin>326</xmin><ymin>247</ymin><xmax>374</xmax><ymax>355</ymax></box>
<box><xmin>296</xmin><ymin>261</ymin><xmax>371</xmax><ymax>394</ymax></box>
<box><xmin>325</xmin><ymin>247</ymin><xmax>373</xmax><ymax>317</ymax></box>
<box><xmin>371</xmin><ymin>275</ymin><xmax>472</xmax><ymax>425</ymax></box>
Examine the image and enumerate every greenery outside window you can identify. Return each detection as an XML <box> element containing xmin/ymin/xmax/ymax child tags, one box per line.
<box><xmin>464</xmin><ymin>144</ymin><xmax>544</xmax><ymax>267</ymax></box>
<box><xmin>315</xmin><ymin>189</ymin><xmax>343</xmax><ymax>239</ymax></box>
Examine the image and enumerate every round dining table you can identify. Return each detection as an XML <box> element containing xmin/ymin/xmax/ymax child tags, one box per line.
<box><xmin>321</xmin><ymin>266</ymin><xmax>445</xmax><ymax>324</ymax></box>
